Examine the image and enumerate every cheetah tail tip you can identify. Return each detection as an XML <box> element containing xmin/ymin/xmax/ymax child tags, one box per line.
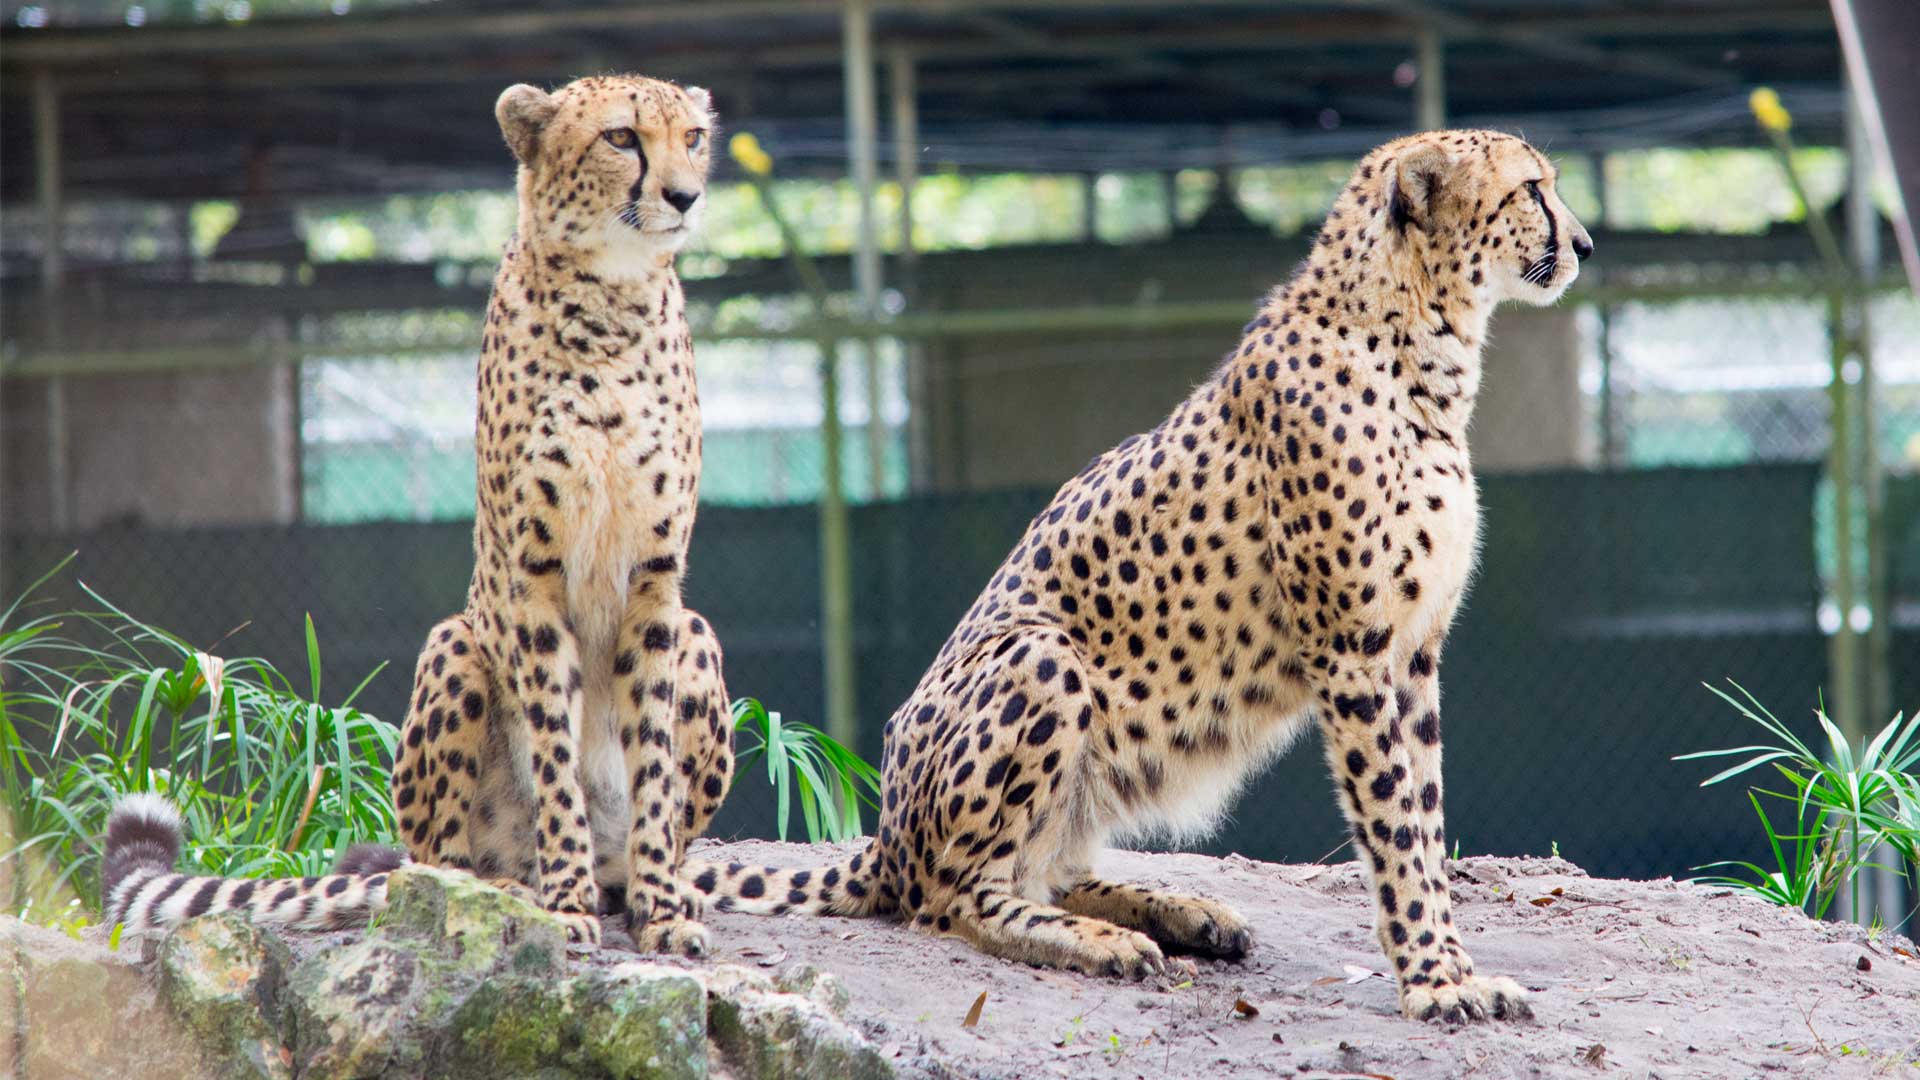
<box><xmin>332</xmin><ymin>843</ymin><xmax>410</xmax><ymax>877</ymax></box>
<box><xmin>102</xmin><ymin>793</ymin><xmax>185</xmax><ymax>902</ymax></box>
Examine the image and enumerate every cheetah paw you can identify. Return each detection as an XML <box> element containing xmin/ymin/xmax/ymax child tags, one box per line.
<box><xmin>675</xmin><ymin>879</ymin><xmax>708</xmax><ymax>920</ymax></box>
<box><xmin>1144</xmin><ymin>897</ymin><xmax>1253</xmax><ymax>959</ymax></box>
<box><xmin>631</xmin><ymin>915</ymin><xmax>710</xmax><ymax>958</ymax></box>
<box><xmin>1065</xmin><ymin>929</ymin><xmax>1166</xmax><ymax>981</ymax></box>
<box><xmin>1401</xmin><ymin>974</ymin><xmax>1531</xmax><ymax>1024</ymax></box>
<box><xmin>553</xmin><ymin>910</ymin><xmax>604</xmax><ymax>950</ymax></box>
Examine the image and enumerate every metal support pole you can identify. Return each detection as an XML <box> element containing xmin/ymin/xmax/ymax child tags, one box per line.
<box><xmin>1595</xmin><ymin>308</ymin><xmax>1619</xmax><ymax>467</ymax></box>
<box><xmin>891</xmin><ymin>46</ymin><xmax>933</xmax><ymax>494</ymax></box>
<box><xmin>1416</xmin><ymin>28</ymin><xmax>1446</xmax><ymax>131</ymax></box>
<box><xmin>890</xmin><ymin>47</ymin><xmax>918</xmax><ymax>268</ymax></box>
<box><xmin>1823</xmin><ymin>287</ymin><xmax>1861</xmax><ymax>745</ymax></box>
<box><xmin>1847</xmin><ymin>85</ymin><xmax>1890</xmax><ymax>735</ymax></box>
<box><xmin>33</xmin><ymin>68</ymin><xmax>70</xmax><ymax>532</ymax></box>
<box><xmin>821</xmin><ymin>0</ymin><xmax>880</xmax><ymax>750</ymax></box>
<box><xmin>817</xmin><ymin>343</ymin><xmax>858</xmax><ymax>749</ymax></box>
<box><xmin>1843</xmin><ymin>80</ymin><xmax>1901</xmax><ymax>929</ymax></box>
<box><xmin>1591</xmin><ymin>153</ymin><xmax>1620</xmax><ymax>466</ymax></box>
<box><xmin>843</xmin><ymin>0</ymin><xmax>886</xmax><ymax>505</ymax></box>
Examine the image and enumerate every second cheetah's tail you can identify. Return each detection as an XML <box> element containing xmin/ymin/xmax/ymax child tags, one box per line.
<box><xmin>102</xmin><ymin>794</ymin><xmax>408</xmax><ymax>934</ymax></box>
<box><xmin>685</xmin><ymin>840</ymin><xmax>888</xmax><ymax>918</ymax></box>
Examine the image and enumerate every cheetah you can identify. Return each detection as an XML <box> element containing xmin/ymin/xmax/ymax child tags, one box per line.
<box><xmin>690</xmin><ymin>131</ymin><xmax>1590</xmax><ymax>1023</ymax></box>
<box><xmin>104</xmin><ymin>74</ymin><xmax>735</xmax><ymax>956</ymax></box>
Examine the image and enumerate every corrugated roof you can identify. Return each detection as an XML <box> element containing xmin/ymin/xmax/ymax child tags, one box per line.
<box><xmin>0</xmin><ymin>1</ymin><xmax>1849</xmax><ymax>201</ymax></box>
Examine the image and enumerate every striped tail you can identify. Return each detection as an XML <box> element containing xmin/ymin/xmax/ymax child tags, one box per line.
<box><xmin>685</xmin><ymin>840</ymin><xmax>889</xmax><ymax>918</ymax></box>
<box><xmin>102</xmin><ymin>794</ymin><xmax>409</xmax><ymax>933</ymax></box>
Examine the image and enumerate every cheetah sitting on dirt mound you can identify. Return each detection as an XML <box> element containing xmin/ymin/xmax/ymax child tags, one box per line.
<box><xmin>105</xmin><ymin>74</ymin><xmax>734</xmax><ymax>956</ymax></box>
<box><xmin>690</xmin><ymin>130</ymin><xmax>1591</xmax><ymax>1023</ymax></box>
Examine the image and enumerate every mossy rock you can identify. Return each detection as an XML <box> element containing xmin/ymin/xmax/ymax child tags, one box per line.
<box><xmin>284</xmin><ymin>939</ymin><xmax>432</xmax><ymax>1080</ymax></box>
<box><xmin>3</xmin><ymin>915</ymin><xmax>216</xmax><ymax>1080</ymax></box>
<box><xmin>377</xmin><ymin>864</ymin><xmax>568</xmax><ymax>979</ymax></box>
<box><xmin>445</xmin><ymin>961</ymin><xmax>706</xmax><ymax>1080</ymax></box>
<box><xmin>706</xmin><ymin>965</ymin><xmax>891</xmax><ymax>1080</ymax></box>
<box><xmin>774</xmin><ymin>962</ymin><xmax>852</xmax><ymax>1017</ymax></box>
<box><xmin>156</xmin><ymin>912</ymin><xmax>296</xmax><ymax>1079</ymax></box>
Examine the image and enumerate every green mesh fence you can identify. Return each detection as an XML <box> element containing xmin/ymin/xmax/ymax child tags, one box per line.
<box><xmin>9</xmin><ymin>465</ymin><xmax>1914</xmax><ymax>882</ymax></box>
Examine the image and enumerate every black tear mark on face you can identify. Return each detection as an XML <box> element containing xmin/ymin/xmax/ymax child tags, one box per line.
<box><xmin>1522</xmin><ymin>180</ymin><xmax>1559</xmax><ymax>287</ymax></box>
<box><xmin>1526</xmin><ymin>181</ymin><xmax>1556</xmax><ymax>251</ymax></box>
<box><xmin>627</xmin><ymin>144</ymin><xmax>650</xmax><ymax>206</ymax></box>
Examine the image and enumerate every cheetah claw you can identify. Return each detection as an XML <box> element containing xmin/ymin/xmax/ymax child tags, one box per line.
<box><xmin>1143</xmin><ymin>899</ymin><xmax>1254</xmax><ymax>959</ymax></box>
<box><xmin>675</xmin><ymin>878</ymin><xmax>708</xmax><ymax>920</ymax></box>
<box><xmin>554</xmin><ymin>910</ymin><xmax>603</xmax><ymax>950</ymax></box>
<box><xmin>1401</xmin><ymin>974</ymin><xmax>1532</xmax><ymax>1024</ymax></box>
<box><xmin>1069</xmin><ymin>929</ymin><xmax>1165</xmax><ymax>980</ymax></box>
<box><xmin>631</xmin><ymin>915</ymin><xmax>710</xmax><ymax>957</ymax></box>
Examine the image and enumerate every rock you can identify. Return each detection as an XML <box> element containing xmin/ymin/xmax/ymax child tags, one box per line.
<box><xmin>284</xmin><ymin>939</ymin><xmax>431</xmax><ymax>1080</ymax></box>
<box><xmin>2</xmin><ymin>915</ymin><xmax>214</xmax><ymax>1080</ymax></box>
<box><xmin>282</xmin><ymin>868</ymin><xmax>706</xmax><ymax>1079</ymax></box>
<box><xmin>156</xmin><ymin>912</ymin><xmax>296</xmax><ymax>1078</ymax></box>
<box><xmin>378</xmin><ymin>863</ymin><xmax>567</xmax><ymax>979</ymax></box>
<box><xmin>13</xmin><ymin>869</ymin><xmax>893</xmax><ymax>1080</ymax></box>
<box><xmin>706</xmin><ymin>963</ymin><xmax>892</xmax><ymax>1080</ymax></box>
<box><xmin>446</xmin><ymin>961</ymin><xmax>707</xmax><ymax>1080</ymax></box>
<box><xmin>775</xmin><ymin>962</ymin><xmax>852</xmax><ymax>1017</ymax></box>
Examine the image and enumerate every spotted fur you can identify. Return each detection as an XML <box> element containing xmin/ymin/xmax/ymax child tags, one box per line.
<box><xmin>104</xmin><ymin>75</ymin><xmax>737</xmax><ymax>954</ymax></box>
<box><xmin>689</xmin><ymin>131</ymin><xmax>1591</xmax><ymax>1024</ymax></box>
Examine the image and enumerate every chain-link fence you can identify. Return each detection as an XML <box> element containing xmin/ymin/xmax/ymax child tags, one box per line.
<box><xmin>5</xmin><ymin>151</ymin><xmax>1920</xmax><ymax>887</ymax></box>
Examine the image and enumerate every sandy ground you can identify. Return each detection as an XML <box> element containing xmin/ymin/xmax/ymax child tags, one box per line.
<box><xmin>627</xmin><ymin>840</ymin><xmax>1920</xmax><ymax>1080</ymax></box>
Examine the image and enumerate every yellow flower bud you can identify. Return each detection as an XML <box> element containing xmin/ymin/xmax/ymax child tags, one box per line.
<box><xmin>1749</xmin><ymin>88</ymin><xmax>1792</xmax><ymax>133</ymax></box>
<box><xmin>730</xmin><ymin>132</ymin><xmax>774</xmax><ymax>177</ymax></box>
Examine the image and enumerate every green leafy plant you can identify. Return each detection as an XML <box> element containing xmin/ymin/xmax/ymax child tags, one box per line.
<box><xmin>0</xmin><ymin>558</ymin><xmax>889</xmax><ymax>922</ymax></box>
<box><xmin>1675</xmin><ymin>679</ymin><xmax>1919</xmax><ymax>926</ymax></box>
<box><xmin>730</xmin><ymin>697</ymin><xmax>881</xmax><ymax>843</ymax></box>
<box><xmin>0</xmin><ymin>556</ymin><xmax>396</xmax><ymax>919</ymax></box>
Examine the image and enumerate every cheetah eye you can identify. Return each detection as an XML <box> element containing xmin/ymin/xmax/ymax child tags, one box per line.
<box><xmin>685</xmin><ymin>128</ymin><xmax>707</xmax><ymax>152</ymax></box>
<box><xmin>605</xmin><ymin>128</ymin><xmax>639</xmax><ymax>151</ymax></box>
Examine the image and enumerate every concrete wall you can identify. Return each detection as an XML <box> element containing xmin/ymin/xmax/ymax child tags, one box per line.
<box><xmin>916</xmin><ymin>304</ymin><xmax>1592</xmax><ymax>493</ymax></box>
<box><xmin>1465</xmin><ymin>306</ymin><xmax>1590</xmax><ymax>473</ymax></box>
<box><xmin>2</xmin><ymin>366</ymin><xmax>299</xmax><ymax>531</ymax></box>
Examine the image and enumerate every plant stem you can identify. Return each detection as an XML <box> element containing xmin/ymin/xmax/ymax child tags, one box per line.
<box><xmin>287</xmin><ymin>764</ymin><xmax>325</xmax><ymax>852</ymax></box>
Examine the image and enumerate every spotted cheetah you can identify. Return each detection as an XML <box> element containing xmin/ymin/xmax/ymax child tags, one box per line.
<box><xmin>691</xmin><ymin>131</ymin><xmax>1590</xmax><ymax>1023</ymax></box>
<box><xmin>104</xmin><ymin>74</ymin><xmax>735</xmax><ymax>956</ymax></box>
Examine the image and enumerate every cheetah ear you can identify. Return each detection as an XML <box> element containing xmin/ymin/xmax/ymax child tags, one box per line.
<box><xmin>684</xmin><ymin>85</ymin><xmax>714</xmax><ymax>124</ymax></box>
<box><xmin>1387</xmin><ymin>141</ymin><xmax>1452</xmax><ymax>232</ymax></box>
<box><xmin>496</xmin><ymin>84</ymin><xmax>559</xmax><ymax>167</ymax></box>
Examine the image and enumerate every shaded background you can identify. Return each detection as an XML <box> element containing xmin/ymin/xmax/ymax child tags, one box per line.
<box><xmin>2</xmin><ymin>2</ymin><xmax>1917</xmax><ymax>894</ymax></box>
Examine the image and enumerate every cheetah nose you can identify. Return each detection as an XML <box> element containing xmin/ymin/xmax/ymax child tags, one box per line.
<box><xmin>1572</xmin><ymin>231</ymin><xmax>1594</xmax><ymax>262</ymax></box>
<box><xmin>664</xmin><ymin>189</ymin><xmax>700</xmax><ymax>214</ymax></box>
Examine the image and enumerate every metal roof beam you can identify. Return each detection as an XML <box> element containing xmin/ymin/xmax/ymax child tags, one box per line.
<box><xmin>1371</xmin><ymin>0</ymin><xmax>1742</xmax><ymax>90</ymax></box>
<box><xmin>0</xmin><ymin>1</ymin><xmax>1830</xmax><ymax>68</ymax></box>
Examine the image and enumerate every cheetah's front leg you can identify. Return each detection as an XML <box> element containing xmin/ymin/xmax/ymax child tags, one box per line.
<box><xmin>1317</xmin><ymin>661</ymin><xmax>1527</xmax><ymax>1024</ymax></box>
<box><xmin>507</xmin><ymin>580</ymin><xmax>603</xmax><ymax>947</ymax></box>
<box><xmin>1058</xmin><ymin>877</ymin><xmax>1252</xmax><ymax>959</ymax></box>
<box><xmin>1396</xmin><ymin>639</ymin><xmax>1531</xmax><ymax>1022</ymax></box>
<box><xmin>613</xmin><ymin>589</ymin><xmax>709</xmax><ymax>956</ymax></box>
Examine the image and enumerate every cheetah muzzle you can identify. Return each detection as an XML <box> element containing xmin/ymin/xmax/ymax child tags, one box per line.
<box><xmin>686</xmin><ymin>130</ymin><xmax>1589</xmax><ymax>1024</ymax></box>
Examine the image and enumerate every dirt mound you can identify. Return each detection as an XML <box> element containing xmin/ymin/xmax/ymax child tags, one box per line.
<box><xmin>660</xmin><ymin>840</ymin><xmax>1920</xmax><ymax>1079</ymax></box>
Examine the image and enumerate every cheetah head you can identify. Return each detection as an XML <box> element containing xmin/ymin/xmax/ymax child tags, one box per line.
<box><xmin>495</xmin><ymin>75</ymin><xmax>715</xmax><ymax>279</ymax></box>
<box><xmin>1372</xmin><ymin>130</ymin><xmax>1593</xmax><ymax>306</ymax></box>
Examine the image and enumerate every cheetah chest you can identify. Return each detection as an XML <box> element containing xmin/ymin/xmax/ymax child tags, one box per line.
<box><xmin>534</xmin><ymin>377</ymin><xmax>697</xmax><ymax>871</ymax></box>
<box><xmin>1398</xmin><ymin>468</ymin><xmax>1481</xmax><ymax>646</ymax></box>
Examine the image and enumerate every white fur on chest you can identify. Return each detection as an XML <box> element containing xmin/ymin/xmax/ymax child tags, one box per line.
<box><xmin>543</xmin><ymin>382</ymin><xmax>685</xmax><ymax>879</ymax></box>
<box><xmin>1405</xmin><ymin>465</ymin><xmax>1482</xmax><ymax>650</ymax></box>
